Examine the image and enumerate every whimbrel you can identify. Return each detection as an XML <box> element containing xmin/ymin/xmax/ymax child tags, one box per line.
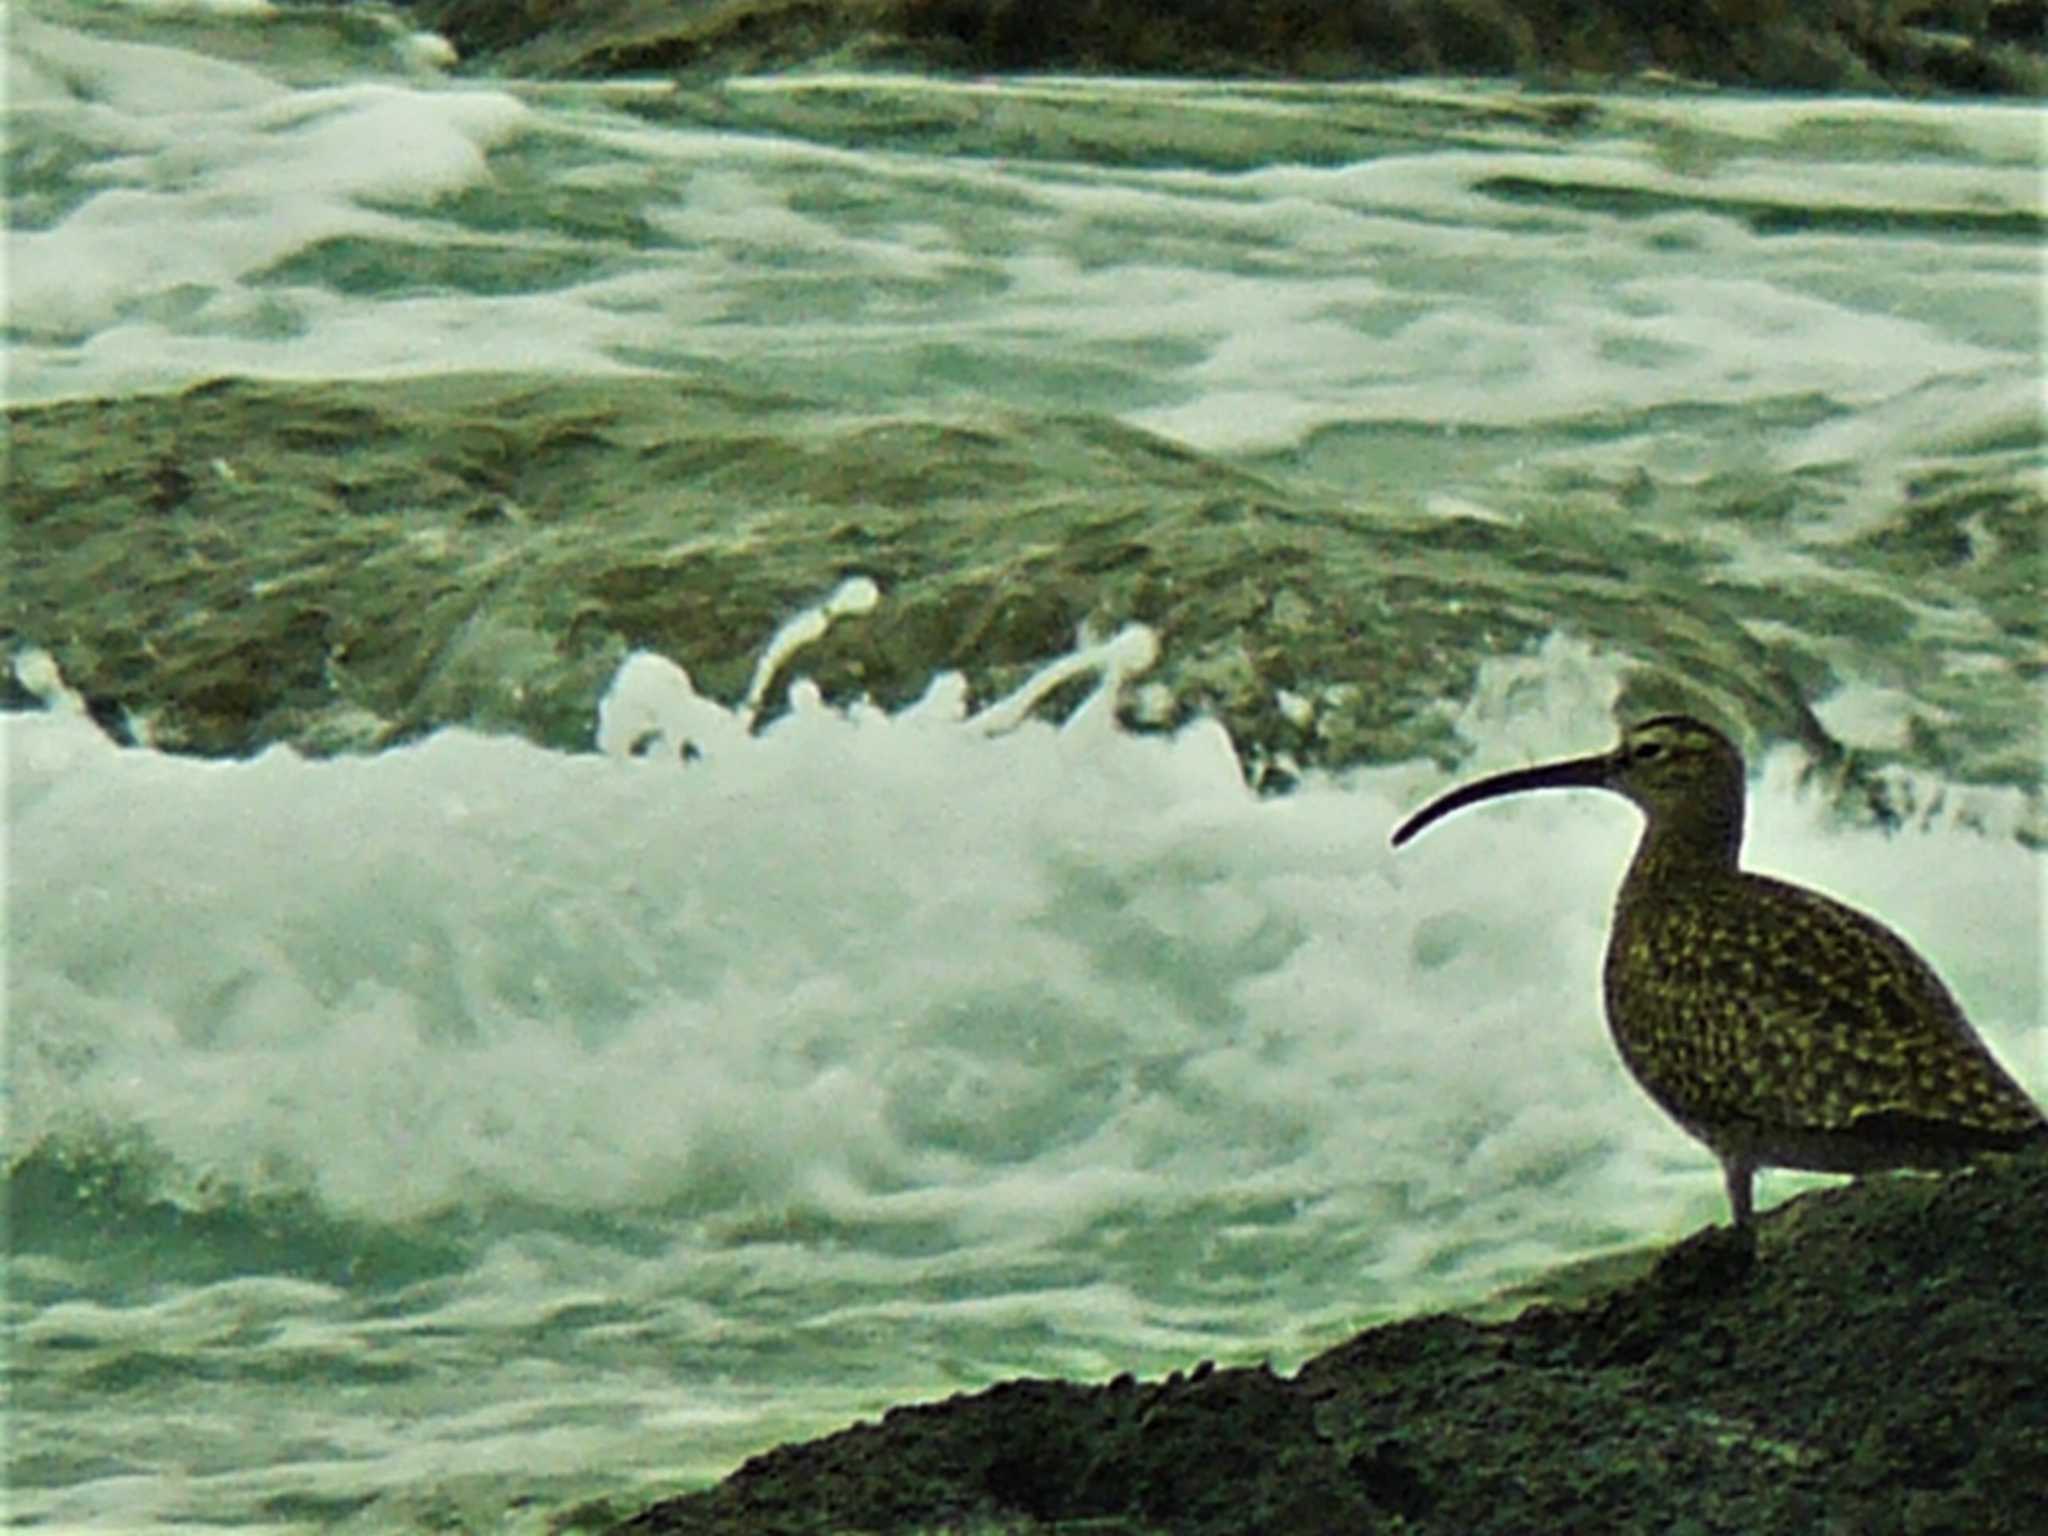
<box><xmin>1391</xmin><ymin>715</ymin><xmax>2045</xmax><ymax>1231</ymax></box>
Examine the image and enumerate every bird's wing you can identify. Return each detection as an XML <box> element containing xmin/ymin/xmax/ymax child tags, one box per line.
<box><xmin>1610</xmin><ymin>875</ymin><xmax>2044</xmax><ymax>1137</ymax></box>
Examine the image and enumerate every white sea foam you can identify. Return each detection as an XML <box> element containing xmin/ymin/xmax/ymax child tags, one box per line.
<box><xmin>10</xmin><ymin>611</ymin><xmax>2039</xmax><ymax>1253</ymax></box>
<box><xmin>10</xmin><ymin>49</ymin><xmax>529</xmax><ymax>342</ymax></box>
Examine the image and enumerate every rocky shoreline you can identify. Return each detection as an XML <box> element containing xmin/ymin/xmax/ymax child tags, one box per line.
<box><xmin>585</xmin><ymin>1145</ymin><xmax>2048</xmax><ymax>1534</ymax></box>
<box><xmin>407</xmin><ymin>0</ymin><xmax>2048</xmax><ymax>96</ymax></box>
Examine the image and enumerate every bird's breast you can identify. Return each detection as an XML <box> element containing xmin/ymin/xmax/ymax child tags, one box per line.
<box><xmin>1599</xmin><ymin>884</ymin><xmax>1791</xmax><ymax>1121</ymax></box>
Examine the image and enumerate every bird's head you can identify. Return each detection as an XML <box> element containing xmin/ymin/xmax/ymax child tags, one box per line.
<box><xmin>1391</xmin><ymin>714</ymin><xmax>1746</xmax><ymax>850</ymax></box>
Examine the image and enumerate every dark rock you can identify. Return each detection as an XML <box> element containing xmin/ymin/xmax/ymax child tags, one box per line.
<box><xmin>409</xmin><ymin>0</ymin><xmax>2046</xmax><ymax>96</ymax></box>
<box><xmin>612</xmin><ymin>1145</ymin><xmax>2048</xmax><ymax>1534</ymax></box>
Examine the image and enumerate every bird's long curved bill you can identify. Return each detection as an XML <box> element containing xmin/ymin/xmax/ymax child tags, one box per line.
<box><xmin>1391</xmin><ymin>752</ymin><xmax>1612</xmax><ymax>847</ymax></box>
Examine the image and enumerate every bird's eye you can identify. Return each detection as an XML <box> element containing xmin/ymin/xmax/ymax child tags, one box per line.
<box><xmin>1631</xmin><ymin>742</ymin><xmax>1664</xmax><ymax>762</ymax></box>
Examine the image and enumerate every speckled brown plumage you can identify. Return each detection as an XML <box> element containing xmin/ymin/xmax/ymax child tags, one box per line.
<box><xmin>1393</xmin><ymin>715</ymin><xmax>2046</xmax><ymax>1231</ymax></box>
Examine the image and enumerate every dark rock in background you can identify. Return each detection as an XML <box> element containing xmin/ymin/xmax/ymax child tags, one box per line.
<box><xmin>608</xmin><ymin>1145</ymin><xmax>2048</xmax><ymax>1535</ymax></box>
<box><xmin>407</xmin><ymin>0</ymin><xmax>2047</xmax><ymax>95</ymax></box>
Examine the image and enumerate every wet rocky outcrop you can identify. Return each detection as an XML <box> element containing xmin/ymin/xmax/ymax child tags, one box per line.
<box><xmin>0</xmin><ymin>371</ymin><xmax>1847</xmax><ymax>780</ymax></box>
<box><xmin>602</xmin><ymin>1144</ymin><xmax>2048</xmax><ymax>1535</ymax></box>
<box><xmin>7</xmin><ymin>372</ymin><xmax>2041</xmax><ymax>826</ymax></box>
<box><xmin>408</xmin><ymin>0</ymin><xmax>2048</xmax><ymax>96</ymax></box>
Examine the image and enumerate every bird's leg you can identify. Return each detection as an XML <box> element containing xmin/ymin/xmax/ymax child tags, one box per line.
<box><xmin>1721</xmin><ymin>1157</ymin><xmax>1755</xmax><ymax>1233</ymax></box>
<box><xmin>1653</xmin><ymin>1159</ymin><xmax>1759</xmax><ymax>1290</ymax></box>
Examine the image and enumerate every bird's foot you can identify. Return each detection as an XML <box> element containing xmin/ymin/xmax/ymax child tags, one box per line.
<box><xmin>1649</xmin><ymin>1220</ymin><xmax>1757</xmax><ymax>1299</ymax></box>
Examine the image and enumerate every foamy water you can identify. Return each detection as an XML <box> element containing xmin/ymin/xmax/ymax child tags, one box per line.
<box><xmin>9</xmin><ymin>5</ymin><xmax>2041</xmax><ymax>498</ymax></box>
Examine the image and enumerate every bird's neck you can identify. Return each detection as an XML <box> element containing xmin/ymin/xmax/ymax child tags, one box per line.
<box><xmin>1624</xmin><ymin>795</ymin><xmax>1745</xmax><ymax>890</ymax></box>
